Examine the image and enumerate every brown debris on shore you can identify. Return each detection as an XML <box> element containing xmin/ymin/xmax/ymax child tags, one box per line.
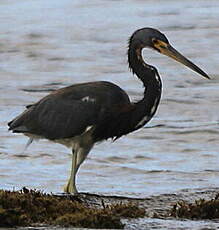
<box><xmin>1</xmin><ymin>186</ymin><xmax>219</xmax><ymax>228</ymax></box>
<box><xmin>170</xmin><ymin>193</ymin><xmax>219</xmax><ymax>219</ymax></box>
<box><xmin>0</xmin><ymin>187</ymin><xmax>145</xmax><ymax>229</ymax></box>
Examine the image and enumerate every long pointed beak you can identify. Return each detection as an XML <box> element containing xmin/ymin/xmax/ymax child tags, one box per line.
<box><xmin>154</xmin><ymin>41</ymin><xmax>210</xmax><ymax>79</ymax></box>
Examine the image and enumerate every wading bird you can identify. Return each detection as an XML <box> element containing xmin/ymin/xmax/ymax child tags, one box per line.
<box><xmin>8</xmin><ymin>28</ymin><xmax>210</xmax><ymax>194</ymax></box>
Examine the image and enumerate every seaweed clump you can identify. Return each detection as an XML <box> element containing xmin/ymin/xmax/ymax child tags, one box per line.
<box><xmin>171</xmin><ymin>193</ymin><xmax>219</xmax><ymax>219</ymax></box>
<box><xmin>0</xmin><ymin>188</ymin><xmax>145</xmax><ymax>228</ymax></box>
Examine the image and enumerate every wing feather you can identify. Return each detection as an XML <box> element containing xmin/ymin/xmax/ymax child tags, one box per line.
<box><xmin>9</xmin><ymin>96</ymin><xmax>101</xmax><ymax>140</ymax></box>
<box><xmin>8</xmin><ymin>81</ymin><xmax>131</xmax><ymax>140</ymax></box>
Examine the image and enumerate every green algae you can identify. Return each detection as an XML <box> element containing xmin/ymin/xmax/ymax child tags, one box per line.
<box><xmin>171</xmin><ymin>193</ymin><xmax>219</xmax><ymax>219</ymax></box>
<box><xmin>0</xmin><ymin>188</ymin><xmax>145</xmax><ymax>228</ymax></box>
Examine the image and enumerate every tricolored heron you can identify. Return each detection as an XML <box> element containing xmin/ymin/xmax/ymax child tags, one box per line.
<box><xmin>8</xmin><ymin>28</ymin><xmax>210</xmax><ymax>194</ymax></box>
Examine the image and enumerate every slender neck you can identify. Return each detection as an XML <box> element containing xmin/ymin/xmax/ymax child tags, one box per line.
<box><xmin>128</xmin><ymin>44</ymin><xmax>159</xmax><ymax>85</ymax></box>
<box><xmin>128</xmin><ymin>43</ymin><xmax>162</xmax><ymax>129</ymax></box>
<box><xmin>95</xmin><ymin>42</ymin><xmax>163</xmax><ymax>141</ymax></box>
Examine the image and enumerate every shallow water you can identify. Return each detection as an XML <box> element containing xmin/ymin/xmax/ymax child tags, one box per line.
<box><xmin>0</xmin><ymin>0</ymin><xmax>219</xmax><ymax>229</ymax></box>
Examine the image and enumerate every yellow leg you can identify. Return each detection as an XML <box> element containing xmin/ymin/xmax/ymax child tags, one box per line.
<box><xmin>64</xmin><ymin>149</ymin><xmax>78</xmax><ymax>194</ymax></box>
<box><xmin>63</xmin><ymin>143</ymin><xmax>93</xmax><ymax>194</ymax></box>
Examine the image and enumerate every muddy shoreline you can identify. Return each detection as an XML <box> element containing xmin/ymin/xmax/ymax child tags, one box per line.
<box><xmin>77</xmin><ymin>187</ymin><xmax>219</xmax><ymax>217</ymax></box>
<box><xmin>1</xmin><ymin>187</ymin><xmax>219</xmax><ymax>229</ymax></box>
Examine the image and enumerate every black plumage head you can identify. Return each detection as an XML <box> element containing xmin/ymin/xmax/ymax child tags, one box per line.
<box><xmin>128</xmin><ymin>27</ymin><xmax>210</xmax><ymax>79</ymax></box>
<box><xmin>129</xmin><ymin>27</ymin><xmax>169</xmax><ymax>51</ymax></box>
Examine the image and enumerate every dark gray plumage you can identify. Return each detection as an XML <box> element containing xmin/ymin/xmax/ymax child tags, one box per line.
<box><xmin>8</xmin><ymin>28</ymin><xmax>210</xmax><ymax>193</ymax></box>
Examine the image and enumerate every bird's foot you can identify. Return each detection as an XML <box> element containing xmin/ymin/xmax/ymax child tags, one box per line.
<box><xmin>64</xmin><ymin>181</ymin><xmax>78</xmax><ymax>194</ymax></box>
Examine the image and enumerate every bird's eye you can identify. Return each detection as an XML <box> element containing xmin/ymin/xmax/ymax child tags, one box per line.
<box><xmin>152</xmin><ymin>38</ymin><xmax>159</xmax><ymax>44</ymax></box>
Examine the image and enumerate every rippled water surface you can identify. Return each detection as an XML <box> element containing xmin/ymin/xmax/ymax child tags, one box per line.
<box><xmin>0</xmin><ymin>0</ymin><xmax>219</xmax><ymax>229</ymax></box>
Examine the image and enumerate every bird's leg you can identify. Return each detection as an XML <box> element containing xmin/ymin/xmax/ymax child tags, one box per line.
<box><xmin>64</xmin><ymin>149</ymin><xmax>78</xmax><ymax>194</ymax></box>
<box><xmin>64</xmin><ymin>143</ymin><xmax>93</xmax><ymax>194</ymax></box>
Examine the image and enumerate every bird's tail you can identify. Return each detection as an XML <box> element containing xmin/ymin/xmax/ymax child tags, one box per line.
<box><xmin>8</xmin><ymin>109</ymin><xmax>31</xmax><ymax>133</ymax></box>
